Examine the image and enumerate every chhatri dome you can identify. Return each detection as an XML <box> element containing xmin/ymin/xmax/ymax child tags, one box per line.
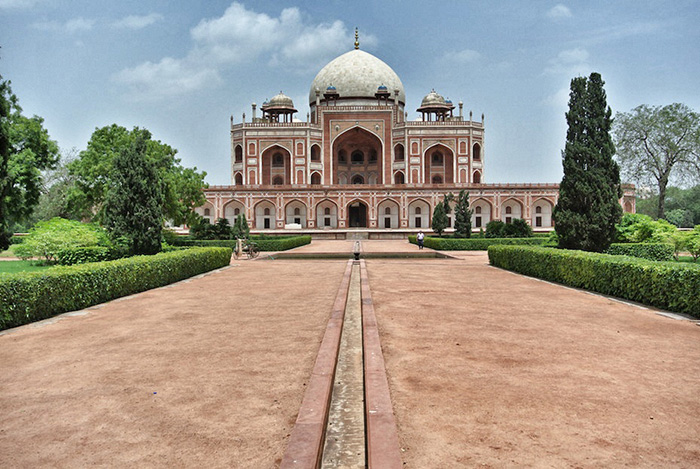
<box><xmin>309</xmin><ymin>31</ymin><xmax>405</xmax><ymax>105</ymax></box>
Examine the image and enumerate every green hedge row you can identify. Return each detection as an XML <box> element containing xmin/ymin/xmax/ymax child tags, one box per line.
<box><xmin>172</xmin><ymin>235</ymin><xmax>311</xmax><ymax>251</ymax></box>
<box><xmin>0</xmin><ymin>247</ymin><xmax>232</xmax><ymax>330</ymax></box>
<box><xmin>409</xmin><ymin>235</ymin><xmax>548</xmax><ymax>250</ymax></box>
<box><xmin>57</xmin><ymin>246</ymin><xmax>125</xmax><ymax>265</ymax></box>
<box><xmin>605</xmin><ymin>243</ymin><xmax>675</xmax><ymax>261</ymax></box>
<box><xmin>488</xmin><ymin>245</ymin><xmax>700</xmax><ymax>317</ymax></box>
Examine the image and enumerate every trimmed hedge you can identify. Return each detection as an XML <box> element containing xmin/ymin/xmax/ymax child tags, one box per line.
<box><xmin>0</xmin><ymin>247</ymin><xmax>232</xmax><ymax>330</ymax></box>
<box><xmin>488</xmin><ymin>245</ymin><xmax>700</xmax><ymax>317</ymax></box>
<box><xmin>172</xmin><ymin>235</ymin><xmax>311</xmax><ymax>251</ymax></box>
<box><xmin>56</xmin><ymin>246</ymin><xmax>126</xmax><ymax>265</ymax></box>
<box><xmin>409</xmin><ymin>235</ymin><xmax>548</xmax><ymax>250</ymax></box>
<box><xmin>605</xmin><ymin>243</ymin><xmax>675</xmax><ymax>261</ymax></box>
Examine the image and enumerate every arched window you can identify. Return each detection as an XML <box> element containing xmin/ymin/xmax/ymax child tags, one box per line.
<box><xmin>352</xmin><ymin>175</ymin><xmax>364</xmax><ymax>185</ymax></box>
<box><xmin>311</xmin><ymin>146</ymin><xmax>321</xmax><ymax>161</ymax></box>
<box><xmin>325</xmin><ymin>207</ymin><xmax>331</xmax><ymax>215</ymax></box>
<box><xmin>272</xmin><ymin>176</ymin><xmax>283</xmax><ymax>185</ymax></box>
<box><xmin>394</xmin><ymin>172</ymin><xmax>405</xmax><ymax>184</ymax></box>
<box><xmin>264</xmin><ymin>208</ymin><xmax>270</xmax><ymax>216</ymax></box>
<box><xmin>234</xmin><ymin>173</ymin><xmax>243</xmax><ymax>185</ymax></box>
<box><xmin>536</xmin><ymin>206</ymin><xmax>542</xmax><ymax>214</ymax></box>
<box><xmin>385</xmin><ymin>207</ymin><xmax>391</xmax><ymax>215</ymax></box>
<box><xmin>415</xmin><ymin>207</ymin><xmax>422</xmax><ymax>215</ymax></box>
<box><xmin>234</xmin><ymin>208</ymin><xmax>240</xmax><ymax>215</ymax></box>
<box><xmin>432</xmin><ymin>152</ymin><xmax>443</xmax><ymax>165</ymax></box>
<box><xmin>235</xmin><ymin>145</ymin><xmax>243</xmax><ymax>163</ymax></box>
<box><xmin>272</xmin><ymin>153</ymin><xmax>284</xmax><ymax>167</ymax></box>
<box><xmin>294</xmin><ymin>208</ymin><xmax>300</xmax><ymax>216</ymax></box>
<box><xmin>395</xmin><ymin>145</ymin><xmax>405</xmax><ymax>161</ymax></box>
<box><xmin>432</xmin><ymin>175</ymin><xmax>443</xmax><ymax>184</ymax></box>
<box><xmin>339</xmin><ymin>150</ymin><xmax>347</xmax><ymax>163</ymax></box>
<box><xmin>351</xmin><ymin>151</ymin><xmax>364</xmax><ymax>164</ymax></box>
<box><xmin>506</xmin><ymin>206</ymin><xmax>512</xmax><ymax>214</ymax></box>
<box><xmin>369</xmin><ymin>150</ymin><xmax>377</xmax><ymax>163</ymax></box>
<box><xmin>311</xmin><ymin>173</ymin><xmax>321</xmax><ymax>185</ymax></box>
<box><xmin>476</xmin><ymin>206</ymin><xmax>482</xmax><ymax>214</ymax></box>
<box><xmin>473</xmin><ymin>171</ymin><xmax>481</xmax><ymax>184</ymax></box>
<box><xmin>204</xmin><ymin>208</ymin><xmax>210</xmax><ymax>216</ymax></box>
<box><xmin>473</xmin><ymin>143</ymin><xmax>481</xmax><ymax>161</ymax></box>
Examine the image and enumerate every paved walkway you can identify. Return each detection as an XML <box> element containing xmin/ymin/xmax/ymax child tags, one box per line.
<box><xmin>1</xmin><ymin>240</ymin><xmax>698</xmax><ymax>467</ymax></box>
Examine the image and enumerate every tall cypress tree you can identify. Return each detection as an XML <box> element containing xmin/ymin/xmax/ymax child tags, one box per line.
<box><xmin>453</xmin><ymin>190</ymin><xmax>473</xmax><ymax>238</ymax></box>
<box><xmin>0</xmin><ymin>75</ymin><xmax>12</xmax><ymax>250</ymax></box>
<box><xmin>553</xmin><ymin>73</ymin><xmax>622</xmax><ymax>252</ymax></box>
<box><xmin>104</xmin><ymin>132</ymin><xmax>164</xmax><ymax>255</ymax></box>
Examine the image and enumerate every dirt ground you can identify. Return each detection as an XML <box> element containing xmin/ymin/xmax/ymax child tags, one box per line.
<box><xmin>0</xmin><ymin>259</ymin><xmax>347</xmax><ymax>468</ymax></box>
<box><xmin>2</xmin><ymin>242</ymin><xmax>699</xmax><ymax>468</ymax></box>
<box><xmin>368</xmin><ymin>251</ymin><xmax>700</xmax><ymax>468</ymax></box>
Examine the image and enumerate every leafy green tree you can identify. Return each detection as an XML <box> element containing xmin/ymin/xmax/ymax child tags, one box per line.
<box><xmin>504</xmin><ymin>218</ymin><xmax>533</xmax><ymax>238</ymax></box>
<box><xmin>686</xmin><ymin>226</ymin><xmax>700</xmax><ymax>261</ymax></box>
<box><xmin>665</xmin><ymin>208</ymin><xmax>695</xmax><ymax>228</ymax></box>
<box><xmin>431</xmin><ymin>198</ymin><xmax>449</xmax><ymax>237</ymax></box>
<box><xmin>214</xmin><ymin>218</ymin><xmax>232</xmax><ymax>239</ymax></box>
<box><xmin>14</xmin><ymin>218</ymin><xmax>108</xmax><ymax>262</ymax></box>
<box><xmin>69</xmin><ymin>124</ymin><xmax>206</xmax><ymax>225</ymax></box>
<box><xmin>233</xmin><ymin>213</ymin><xmax>250</xmax><ymax>239</ymax></box>
<box><xmin>453</xmin><ymin>190</ymin><xmax>473</xmax><ymax>238</ymax></box>
<box><xmin>104</xmin><ymin>132</ymin><xmax>164</xmax><ymax>255</ymax></box>
<box><xmin>615</xmin><ymin>213</ymin><xmax>676</xmax><ymax>243</ymax></box>
<box><xmin>0</xmin><ymin>74</ymin><xmax>59</xmax><ymax>249</ymax></box>
<box><xmin>553</xmin><ymin>73</ymin><xmax>622</xmax><ymax>252</ymax></box>
<box><xmin>614</xmin><ymin>103</ymin><xmax>700</xmax><ymax>219</ymax></box>
<box><xmin>485</xmin><ymin>220</ymin><xmax>505</xmax><ymax>238</ymax></box>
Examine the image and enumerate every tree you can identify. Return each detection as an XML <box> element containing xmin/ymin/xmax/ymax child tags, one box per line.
<box><xmin>431</xmin><ymin>196</ymin><xmax>450</xmax><ymax>237</ymax></box>
<box><xmin>453</xmin><ymin>190</ymin><xmax>473</xmax><ymax>238</ymax></box>
<box><xmin>0</xmin><ymin>74</ymin><xmax>59</xmax><ymax>249</ymax></box>
<box><xmin>69</xmin><ymin>124</ymin><xmax>206</xmax><ymax>225</ymax></box>
<box><xmin>614</xmin><ymin>103</ymin><xmax>700</xmax><ymax>219</ymax></box>
<box><xmin>553</xmin><ymin>73</ymin><xmax>622</xmax><ymax>252</ymax></box>
<box><xmin>233</xmin><ymin>213</ymin><xmax>250</xmax><ymax>239</ymax></box>
<box><xmin>104</xmin><ymin>132</ymin><xmax>164</xmax><ymax>255</ymax></box>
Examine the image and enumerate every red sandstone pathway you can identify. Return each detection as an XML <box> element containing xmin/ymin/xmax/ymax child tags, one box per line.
<box><xmin>1</xmin><ymin>241</ymin><xmax>699</xmax><ymax>468</ymax></box>
<box><xmin>368</xmin><ymin>251</ymin><xmax>700</xmax><ymax>467</ymax></box>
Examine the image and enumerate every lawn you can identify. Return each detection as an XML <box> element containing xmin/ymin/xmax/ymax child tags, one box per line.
<box><xmin>0</xmin><ymin>261</ymin><xmax>53</xmax><ymax>274</ymax></box>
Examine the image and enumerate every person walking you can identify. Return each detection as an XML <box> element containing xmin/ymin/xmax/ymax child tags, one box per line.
<box><xmin>417</xmin><ymin>230</ymin><xmax>425</xmax><ymax>249</ymax></box>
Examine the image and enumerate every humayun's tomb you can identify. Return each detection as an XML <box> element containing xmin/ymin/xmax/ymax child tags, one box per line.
<box><xmin>196</xmin><ymin>33</ymin><xmax>635</xmax><ymax>237</ymax></box>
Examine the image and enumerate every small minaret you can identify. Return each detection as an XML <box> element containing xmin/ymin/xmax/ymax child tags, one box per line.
<box><xmin>354</xmin><ymin>28</ymin><xmax>359</xmax><ymax>50</ymax></box>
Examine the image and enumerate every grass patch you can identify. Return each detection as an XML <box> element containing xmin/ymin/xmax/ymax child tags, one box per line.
<box><xmin>0</xmin><ymin>261</ymin><xmax>52</xmax><ymax>274</ymax></box>
<box><xmin>0</xmin><ymin>246</ymin><xmax>18</xmax><ymax>258</ymax></box>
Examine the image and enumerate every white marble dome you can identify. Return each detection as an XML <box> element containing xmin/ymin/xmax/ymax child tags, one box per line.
<box><xmin>309</xmin><ymin>49</ymin><xmax>405</xmax><ymax>105</ymax></box>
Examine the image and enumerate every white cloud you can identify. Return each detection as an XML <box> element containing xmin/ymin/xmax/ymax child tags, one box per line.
<box><xmin>547</xmin><ymin>4</ymin><xmax>572</xmax><ymax>19</ymax></box>
<box><xmin>441</xmin><ymin>49</ymin><xmax>481</xmax><ymax>63</ymax></box>
<box><xmin>544</xmin><ymin>47</ymin><xmax>591</xmax><ymax>76</ymax></box>
<box><xmin>32</xmin><ymin>16</ymin><xmax>94</xmax><ymax>33</ymax></box>
<box><xmin>542</xmin><ymin>86</ymin><xmax>570</xmax><ymax>108</ymax></box>
<box><xmin>114</xmin><ymin>57</ymin><xmax>222</xmax><ymax>101</ymax></box>
<box><xmin>115</xmin><ymin>2</ymin><xmax>365</xmax><ymax>101</ymax></box>
<box><xmin>112</xmin><ymin>13</ymin><xmax>164</xmax><ymax>30</ymax></box>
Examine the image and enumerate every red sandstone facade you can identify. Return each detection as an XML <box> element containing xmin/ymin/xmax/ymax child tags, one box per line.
<box><xmin>199</xmin><ymin>43</ymin><xmax>635</xmax><ymax>236</ymax></box>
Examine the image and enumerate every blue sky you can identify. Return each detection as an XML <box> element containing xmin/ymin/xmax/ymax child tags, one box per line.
<box><xmin>1</xmin><ymin>0</ymin><xmax>699</xmax><ymax>185</ymax></box>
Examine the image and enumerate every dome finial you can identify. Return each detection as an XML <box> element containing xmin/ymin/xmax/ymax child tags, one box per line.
<box><xmin>354</xmin><ymin>28</ymin><xmax>359</xmax><ymax>50</ymax></box>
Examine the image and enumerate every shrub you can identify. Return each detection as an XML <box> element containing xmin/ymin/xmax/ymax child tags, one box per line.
<box><xmin>167</xmin><ymin>235</ymin><xmax>311</xmax><ymax>251</ymax></box>
<box><xmin>488</xmin><ymin>245</ymin><xmax>700</xmax><ymax>317</ymax></box>
<box><xmin>0</xmin><ymin>247</ymin><xmax>232</xmax><ymax>330</ymax></box>
<box><xmin>504</xmin><ymin>218</ymin><xmax>533</xmax><ymax>238</ymax></box>
<box><xmin>485</xmin><ymin>220</ymin><xmax>505</xmax><ymax>238</ymax></box>
<box><xmin>605</xmin><ymin>243</ymin><xmax>674</xmax><ymax>261</ymax></box>
<box><xmin>56</xmin><ymin>246</ymin><xmax>127</xmax><ymax>265</ymax></box>
<box><xmin>13</xmin><ymin>218</ymin><xmax>109</xmax><ymax>262</ymax></box>
<box><xmin>408</xmin><ymin>235</ymin><xmax>547</xmax><ymax>250</ymax></box>
<box><xmin>615</xmin><ymin>213</ymin><xmax>676</xmax><ymax>243</ymax></box>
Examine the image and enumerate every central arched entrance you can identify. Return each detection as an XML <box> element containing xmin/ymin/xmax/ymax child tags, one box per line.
<box><xmin>333</xmin><ymin>127</ymin><xmax>383</xmax><ymax>185</ymax></box>
<box><xmin>347</xmin><ymin>200</ymin><xmax>368</xmax><ymax>228</ymax></box>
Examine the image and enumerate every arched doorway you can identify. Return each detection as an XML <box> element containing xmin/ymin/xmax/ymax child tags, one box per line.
<box><xmin>377</xmin><ymin>199</ymin><xmax>399</xmax><ymax>229</ymax></box>
<box><xmin>316</xmin><ymin>200</ymin><xmax>338</xmax><ymax>228</ymax></box>
<box><xmin>255</xmin><ymin>201</ymin><xmax>276</xmax><ymax>229</ymax></box>
<box><xmin>424</xmin><ymin>144</ymin><xmax>454</xmax><ymax>184</ymax></box>
<box><xmin>408</xmin><ymin>200</ymin><xmax>430</xmax><ymax>228</ymax></box>
<box><xmin>347</xmin><ymin>200</ymin><xmax>368</xmax><ymax>228</ymax></box>
<box><xmin>333</xmin><ymin>127</ymin><xmax>383</xmax><ymax>185</ymax></box>
<box><xmin>285</xmin><ymin>200</ymin><xmax>307</xmax><ymax>228</ymax></box>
